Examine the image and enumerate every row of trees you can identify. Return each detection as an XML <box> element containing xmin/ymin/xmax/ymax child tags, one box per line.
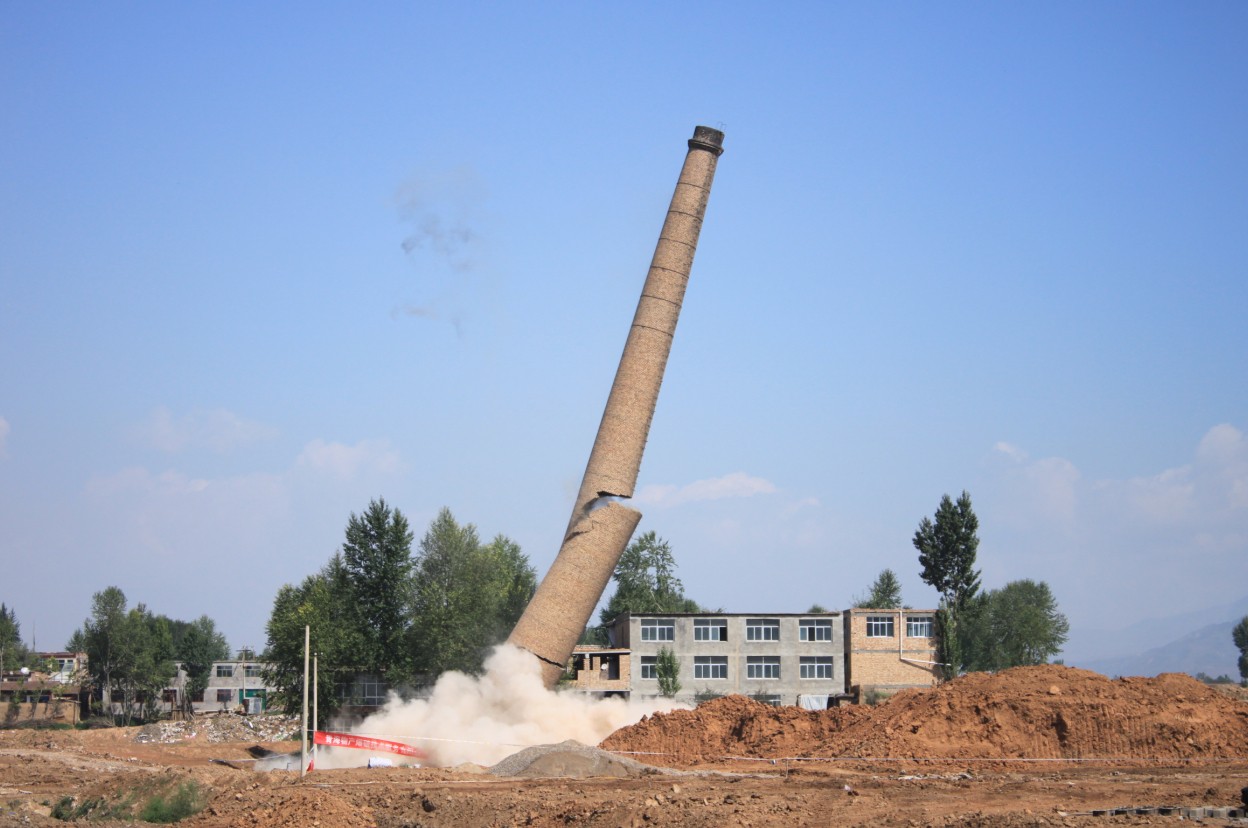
<box><xmin>911</xmin><ymin>491</ymin><xmax>1069</xmax><ymax>679</ymax></box>
<box><xmin>63</xmin><ymin>588</ymin><xmax>231</xmax><ymax>723</ymax></box>
<box><xmin>263</xmin><ymin>500</ymin><xmax>537</xmax><ymax>721</ymax></box>
<box><xmin>845</xmin><ymin>492</ymin><xmax>1070</xmax><ymax>679</ymax></box>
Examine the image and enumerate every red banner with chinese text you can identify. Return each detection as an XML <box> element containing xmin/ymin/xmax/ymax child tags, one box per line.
<box><xmin>313</xmin><ymin>730</ymin><xmax>427</xmax><ymax>759</ymax></box>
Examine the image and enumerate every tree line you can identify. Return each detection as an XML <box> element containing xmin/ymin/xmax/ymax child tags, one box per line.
<box><xmin>848</xmin><ymin>491</ymin><xmax>1070</xmax><ymax>679</ymax></box>
<box><xmin>262</xmin><ymin>499</ymin><xmax>537</xmax><ymax>722</ymax></box>
<box><xmin>58</xmin><ymin>588</ymin><xmax>231</xmax><ymax>724</ymax></box>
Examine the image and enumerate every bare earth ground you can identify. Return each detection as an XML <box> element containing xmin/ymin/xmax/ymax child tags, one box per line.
<box><xmin>1</xmin><ymin>667</ymin><xmax>1246</xmax><ymax>827</ymax></box>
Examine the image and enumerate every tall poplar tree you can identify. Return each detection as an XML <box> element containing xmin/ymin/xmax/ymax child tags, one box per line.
<box><xmin>913</xmin><ymin>491</ymin><xmax>982</xmax><ymax>680</ymax></box>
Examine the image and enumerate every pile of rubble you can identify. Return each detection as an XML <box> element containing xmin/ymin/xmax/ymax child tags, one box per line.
<box><xmin>602</xmin><ymin>665</ymin><xmax>1248</xmax><ymax>764</ymax></box>
<box><xmin>135</xmin><ymin>713</ymin><xmax>298</xmax><ymax>744</ymax></box>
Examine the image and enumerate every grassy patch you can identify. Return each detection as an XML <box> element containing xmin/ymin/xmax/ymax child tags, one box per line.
<box><xmin>139</xmin><ymin>781</ymin><xmax>205</xmax><ymax>823</ymax></box>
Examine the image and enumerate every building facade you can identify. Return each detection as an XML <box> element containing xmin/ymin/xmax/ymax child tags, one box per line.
<box><xmin>843</xmin><ymin>608</ymin><xmax>940</xmax><ymax>695</ymax></box>
<box><xmin>575</xmin><ymin>612</ymin><xmax>847</xmax><ymax>708</ymax></box>
<box><xmin>168</xmin><ymin>655</ymin><xmax>274</xmax><ymax>714</ymax></box>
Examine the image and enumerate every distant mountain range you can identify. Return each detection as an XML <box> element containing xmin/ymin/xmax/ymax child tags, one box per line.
<box><xmin>1064</xmin><ymin>595</ymin><xmax>1248</xmax><ymax>679</ymax></box>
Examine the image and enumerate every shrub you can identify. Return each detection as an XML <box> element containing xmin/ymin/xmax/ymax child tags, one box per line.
<box><xmin>139</xmin><ymin>781</ymin><xmax>204</xmax><ymax>823</ymax></box>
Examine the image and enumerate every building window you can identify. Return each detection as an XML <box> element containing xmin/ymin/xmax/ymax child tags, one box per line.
<box><xmin>340</xmin><ymin>678</ymin><xmax>389</xmax><ymax>706</ymax></box>
<box><xmin>244</xmin><ymin>665</ymin><xmax>262</xmax><ymax>678</ymax></box>
<box><xmin>216</xmin><ymin>690</ymin><xmax>233</xmax><ymax>704</ymax></box>
<box><xmin>746</xmin><ymin>656</ymin><xmax>781</xmax><ymax>679</ymax></box>
<box><xmin>906</xmin><ymin>615</ymin><xmax>934</xmax><ymax>638</ymax></box>
<box><xmin>800</xmin><ymin>656</ymin><xmax>834</xmax><ymax>679</ymax></box>
<box><xmin>799</xmin><ymin>619</ymin><xmax>833</xmax><ymax>642</ymax></box>
<box><xmin>639</xmin><ymin>656</ymin><xmax>657</xmax><ymax>680</ymax></box>
<box><xmin>865</xmin><ymin>616</ymin><xmax>894</xmax><ymax>638</ymax></box>
<box><xmin>752</xmin><ymin>694</ymin><xmax>782</xmax><ymax>706</ymax></box>
<box><xmin>215</xmin><ymin>664</ymin><xmax>234</xmax><ymax>678</ymax></box>
<box><xmin>693</xmin><ymin>656</ymin><xmax>728</xmax><ymax>680</ymax></box>
<box><xmin>745</xmin><ymin>619</ymin><xmax>780</xmax><ymax>641</ymax></box>
<box><xmin>694</xmin><ymin>618</ymin><xmax>727</xmax><ymax>641</ymax></box>
<box><xmin>640</xmin><ymin>618</ymin><xmax>675</xmax><ymax>642</ymax></box>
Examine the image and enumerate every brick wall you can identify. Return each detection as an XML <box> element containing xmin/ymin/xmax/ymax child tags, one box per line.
<box><xmin>845</xmin><ymin>609</ymin><xmax>939</xmax><ymax>692</ymax></box>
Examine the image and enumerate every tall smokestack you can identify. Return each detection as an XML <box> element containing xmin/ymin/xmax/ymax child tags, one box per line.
<box><xmin>509</xmin><ymin>126</ymin><xmax>725</xmax><ymax>687</ymax></box>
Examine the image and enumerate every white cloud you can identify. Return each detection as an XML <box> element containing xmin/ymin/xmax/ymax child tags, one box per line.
<box><xmin>0</xmin><ymin>416</ymin><xmax>9</xmax><ymax>457</ymax></box>
<box><xmin>295</xmin><ymin>438</ymin><xmax>404</xmax><ymax>480</ymax></box>
<box><xmin>993</xmin><ymin>441</ymin><xmax>1028</xmax><ymax>463</ymax></box>
<box><xmin>992</xmin><ymin>446</ymin><xmax>1080</xmax><ymax>525</ymax></box>
<box><xmin>1196</xmin><ymin>423</ymin><xmax>1245</xmax><ymax>465</ymax></box>
<box><xmin>139</xmin><ymin>407</ymin><xmax>278</xmax><ymax>454</ymax></box>
<box><xmin>984</xmin><ymin>423</ymin><xmax>1248</xmax><ymax>633</ymax></box>
<box><xmin>782</xmin><ymin>496</ymin><xmax>821</xmax><ymax>518</ymax></box>
<box><xmin>634</xmin><ymin>471</ymin><xmax>777</xmax><ymax>508</ymax></box>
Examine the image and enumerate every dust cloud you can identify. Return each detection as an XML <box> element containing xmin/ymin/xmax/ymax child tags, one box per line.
<box><xmin>314</xmin><ymin>644</ymin><xmax>685</xmax><ymax>768</ymax></box>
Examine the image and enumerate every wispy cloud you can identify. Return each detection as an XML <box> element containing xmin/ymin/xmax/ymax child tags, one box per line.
<box><xmin>0</xmin><ymin>416</ymin><xmax>9</xmax><ymax>457</ymax></box>
<box><xmin>295</xmin><ymin>438</ymin><xmax>404</xmax><ymax>480</ymax></box>
<box><xmin>985</xmin><ymin>423</ymin><xmax>1248</xmax><ymax>631</ymax></box>
<box><xmin>635</xmin><ymin>471</ymin><xmax>777</xmax><ymax>508</ymax></box>
<box><xmin>782</xmin><ymin>496</ymin><xmax>821</xmax><ymax>517</ymax></box>
<box><xmin>137</xmin><ymin>407</ymin><xmax>277</xmax><ymax>454</ymax></box>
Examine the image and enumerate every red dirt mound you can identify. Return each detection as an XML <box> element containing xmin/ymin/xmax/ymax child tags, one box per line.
<box><xmin>601</xmin><ymin>665</ymin><xmax>1248</xmax><ymax>764</ymax></box>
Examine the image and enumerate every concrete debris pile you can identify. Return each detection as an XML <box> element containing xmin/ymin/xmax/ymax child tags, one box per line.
<box><xmin>601</xmin><ymin>665</ymin><xmax>1248</xmax><ymax>765</ymax></box>
<box><xmin>135</xmin><ymin>714</ymin><xmax>298</xmax><ymax>744</ymax></box>
<box><xmin>489</xmin><ymin>739</ymin><xmax>666</xmax><ymax>779</ymax></box>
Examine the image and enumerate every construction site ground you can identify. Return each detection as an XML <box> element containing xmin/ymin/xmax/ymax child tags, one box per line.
<box><xmin>1</xmin><ymin>666</ymin><xmax>1246</xmax><ymax>827</ymax></box>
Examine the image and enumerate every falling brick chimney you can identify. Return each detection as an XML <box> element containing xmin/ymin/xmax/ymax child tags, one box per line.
<box><xmin>508</xmin><ymin>126</ymin><xmax>725</xmax><ymax>687</ymax></box>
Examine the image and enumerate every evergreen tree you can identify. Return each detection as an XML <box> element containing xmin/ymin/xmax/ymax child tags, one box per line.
<box><xmin>854</xmin><ymin>568</ymin><xmax>904</xmax><ymax>609</ymax></box>
<box><xmin>599</xmin><ymin>532</ymin><xmax>701</xmax><ymax>626</ymax></box>
<box><xmin>913</xmin><ymin>492</ymin><xmax>982</xmax><ymax>680</ymax></box>
<box><xmin>913</xmin><ymin>491</ymin><xmax>982</xmax><ymax>609</ymax></box>
<box><xmin>341</xmin><ymin>498</ymin><xmax>415</xmax><ymax>676</ymax></box>
<box><xmin>0</xmin><ymin>604</ymin><xmax>29</xmax><ymax>675</ymax></box>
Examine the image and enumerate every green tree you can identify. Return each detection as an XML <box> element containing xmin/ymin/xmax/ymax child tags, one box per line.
<box><xmin>913</xmin><ymin>492</ymin><xmax>982</xmax><ymax>681</ymax></box>
<box><xmin>341</xmin><ymin>498</ymin><xmax>415</xmax><ymax>676</ymax></box>
<box><xmin>806</xmin><ymin>603</ymin><xmax>829</xmax><ymax>613</ymax></box>
<box><xmin>112</xmin><ymin>605</ymin><xmax>176</xmax><ymax>724</ymax></box>
<box><xmin>480</xmin><ymin>533</ymin><xmax>539</xmax><ymax>642</ymax></box>
<box><xmin>1233</xmin><ymin>615</ymin><xmax>1248</xmax><ymax>686</ymax></box>
<box><xmin>72</xmin><ymin>586</ymin><xmax>129</xmax><ymax>713</ymax></box>
<box><xmin>854</xmin><ymin>568</ymin><xmax>904</xmax><ymax>609</ymax></box>
<box><xmin>263</xmin><ymin>555</ymin><xmax>364</xmax><ymax>722</ymax></box>
<box><xmin>655</xmin><ymin>646</ymin><xmax>680</xmax><ymax>698</ymax></box>
<box><xmin>408</xmin><ymin>509</ymin><xmax>537</xmax><ymax>679</ymax></box>
<box><xmin>913</xmin><ymin>492</ymin><xmax>982</xmax><ymax>609</ymax></box>
<box><xmin>0</xmin><ymin>603</ymin><xmax>30</xmax><ymax>677</ymax></box>
<box><xmin>172</xmin><ymin>615</ymin><xmax>230</xmax><ymax>714</ymax></box>
<box><xmin>264</xmin><ymin>504</ymin><xmax>537</xmax><ymax>715</ymax></box>
<box><xmin>964</xmin><ymin>580</ymin><xmax>1069</xmax><ymax>671</ymax></box>
<box><xmin>599</xmin><ymin>532</ymin><xmax>701</xmax><ymax>626</ymax></box>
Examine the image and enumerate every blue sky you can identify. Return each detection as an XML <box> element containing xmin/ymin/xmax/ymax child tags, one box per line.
<box><xmin>2</xmin><ymin>3</ymin><xmax>1245</xmax><ymax>665</ymax></box>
